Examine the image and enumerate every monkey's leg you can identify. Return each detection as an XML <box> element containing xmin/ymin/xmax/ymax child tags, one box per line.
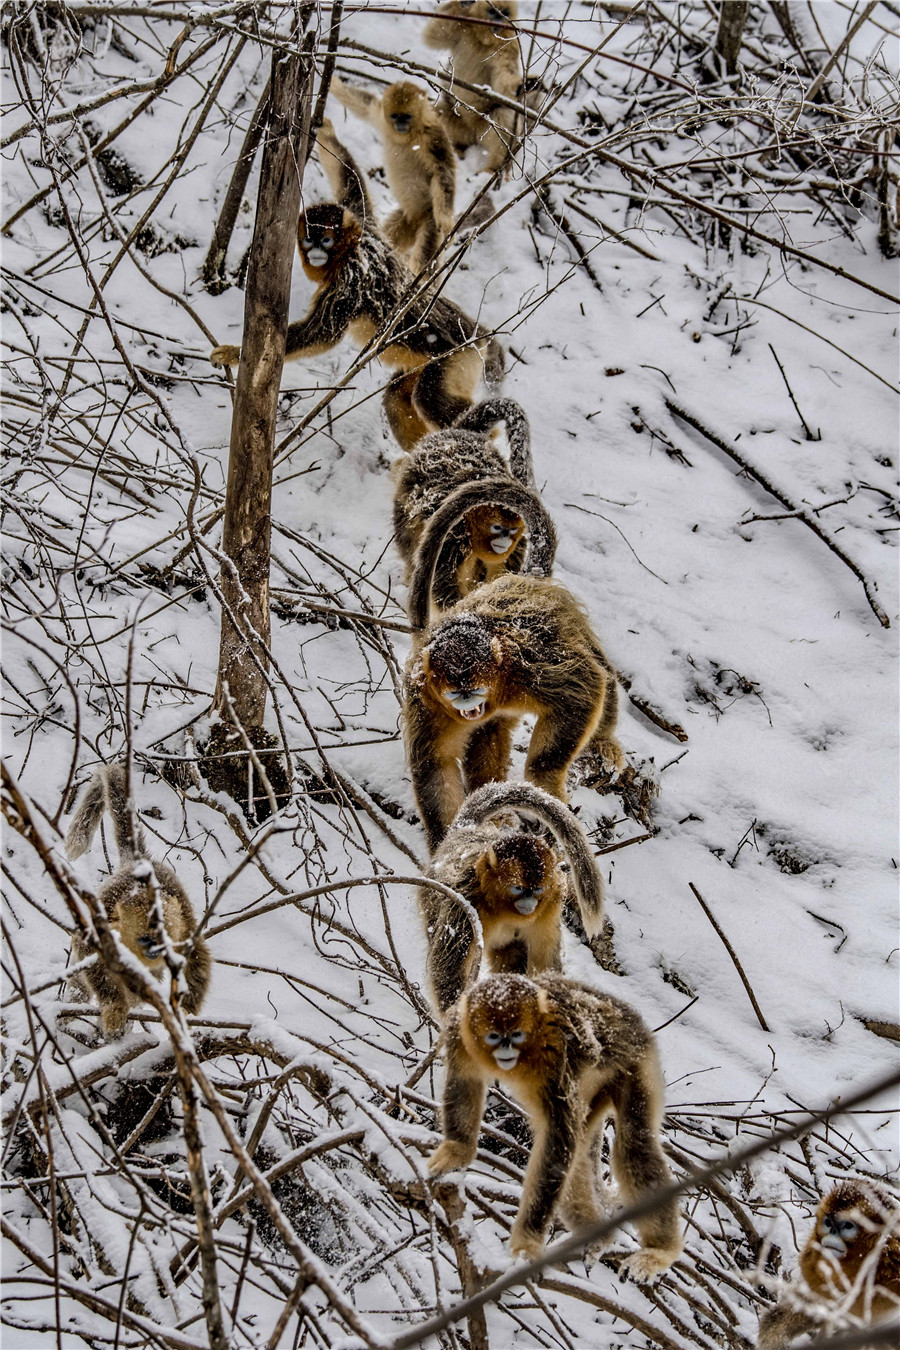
<box><xmin>101</xmin><ymin>986</ymin><xmax>133</xmax><ymax>1040</ymax></box>
<box><xmin>558</xmin><ymin>1125</ymin><xmax>607</xmax><ymax>1239</ymax></box>
<box><xmin>525</xmin><ymin>690</ymin><xmax>603</xmax><ymax>800</ymax></box>
<box><xmin>525</xmin><ymin>906</ymin><xmax>563</xmax><ymax>974</ymax></box>
<box><xmin>383</xmin><ymin>208</ymin><xmax>420</xmax><ymax>255</ymax></box>
<box><xmin>384</xmin><ymin>372</ymin><xmax>431</xmax><ymax>451</ymax></box>
<box><xmin>463</xmin><ymin>717</ymin><xmax>514</xmax><ymax>792</ymax></box>
<box><xmin>428</xmin><ymin>909</ymin><xmax>478</xmax><ymax>1015</ymax></box>
<box><xmin>487</xmin><ymin>937</ymin><xmax>529</xmax><ymax>976</ymax></box>
<box><xmin>412</xmin><ymin>354</ymin><xmax>479</xmax><ymax>432</ymax></box>
<box><xmin>182</xmin><ymin>936</ymin><xmax>212</xmax><ymax>1015</ymax></box>
<box><xmin>429</xmin><ymin>1045</ymin><xmax>486</xmax><ymax>1174</ymax></box>
<box><xmin>590</xmin><ymin>663</ymin><xmax>624</xmax><ymax>770</ymax></box>
<box><xmin>405</xmin><ymin>700</ymin><xmax>467</xmax><ymax>851</ymax></box>
<box><xmin>610</xmin><ymin>1068</ymin><xmax>683</xmax><ymax>1282</ymax></box>
<box><xmin>511</xmin><ymin>1089</ymin><xmax>578</xmax><ymax>1259</ymax></box>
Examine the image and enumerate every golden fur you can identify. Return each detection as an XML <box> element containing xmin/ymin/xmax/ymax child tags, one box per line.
<box><xmin>65</xmin><ymin>764</ymin><xmax>211</xmax><ymax>1039</ymax></box>
<box><xmin>211</xmin><ymin>123</ymin><xmax>503</xmax><ymax>450</ymax></box>
<box><xmin>331</xmin><ymin>78</ymin><xmax>456</xmax><ymax>270</ymax></box>
<box><xmin>759</xmin><ymin>1181</ymin><xmax>900</xmax><ymax>1348</ymax></box>
<box><xmin>422</xmin><ymin>781</ymin><xmax>605</xmax><ymax>1015</ymax></box>
<box><xmin>429</xmin><ymin>972</ymin><xmax>682</xmax><ymax>1278</ymax></box>
<box><xmin>403</xmin><ymin>573</ymin><xmax>622</xmax><ymax>851</ymax></box>
<box><xmin>423</xmin><ymin>1</ymin><xmax>523</xmax><ymax>173</ymax></box>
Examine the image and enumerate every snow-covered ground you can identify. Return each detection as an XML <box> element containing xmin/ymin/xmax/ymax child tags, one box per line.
<box><xmin>2</xmin><ymin>4</ymin><xmax>898</xmax><ymax>1347</ymax></box>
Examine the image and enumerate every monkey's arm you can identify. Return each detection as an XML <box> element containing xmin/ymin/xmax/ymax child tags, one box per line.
<box><xmin>511</xmin><ymin>1079</ymin><xmax>578</xmax><ymax>1258</ymax></box>
<box><xmin>429</xmin><ymin>1026</ymin><xmax>486</xmax><ymax>1173</ymax></box>
<box><xmin>284</xmin><ymin>288</ymin><xmax>354</xmax><ymax>362</ymax></box>
<box><xmin>315</xmin><ymin>119</ymin><xmax>375</xmax><ymax>227</ymax></box>
<box><xmin>212</xmin><ymin>290</ymin><xmax>351</xmax><ymax>371</ymax></box>
<box><xmin>330</xmin><ymin>77</ymin><xmax>380</xmax><ymax>125</ymax></box>
<box><xmin>525</xmin><ymin>682</ymin><xmax>605</xmax><ymax>803</ymax></box>
<box><xmin>427</xmin><ymin>126</ymin><xmax>456</xmax><ymax>236</ymax></box>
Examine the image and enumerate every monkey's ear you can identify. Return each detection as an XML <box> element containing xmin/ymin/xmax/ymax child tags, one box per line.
<box><xmin>485</xmin><ymin>847</ymin><xmax>498</xmax><ymax>870</ymax></box>
<box><xmin>490</xmin><ymin>637</ymin><xmax>503</xmax><ymax>664</ymax></box>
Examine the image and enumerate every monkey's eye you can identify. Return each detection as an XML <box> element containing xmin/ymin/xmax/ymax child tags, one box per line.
<box><xmin>509</xmin><ymin>1031</ymin><xmax>526</xmax><ymax>1046</ymax></box>
<box><xmin>509</xmin><ymin>885</ymin><xmax>525</xmax><ymax>896</ymax></box>
<box><xmin>489</xmin><ymin>524</ymin><xmax>506</xmax><ymax>535</ymax></box>
<box><xmin>836</xmin><ymin>1221</ymin><xmax>858</xmax><ymax>1240</ymax></box>
<box><xmin>485</xmin><ymin>1032</ymin><xmax>502</xmax><ymax>1046</ymax></box>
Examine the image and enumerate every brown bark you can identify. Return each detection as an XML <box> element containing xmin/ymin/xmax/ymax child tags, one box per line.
<box><xmin>214</xmin><ymin>42</ymin><xmax>314</xmax><ymax>731</ymax></box>
<box><xmin>714</xmin><ymin>1</ymin><xmax>748</xmax><ymax>76</ymax></box>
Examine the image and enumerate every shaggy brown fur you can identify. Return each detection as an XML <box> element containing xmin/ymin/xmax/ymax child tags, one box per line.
<box><xmin>211</xmin><ymin>123</ymin><xmax>503</xmax><ymax>450</ymax></box>
<box><xmin>403</xmin><ymin>572</ymin><xmax>623</xmax><ymax>851</ymax></box>
<box><xmin>758</xmin><ymin>1181</ymin><xmax>900</xmax><ymax>1348</ymax></box>
<box><xmin>429</xmin><ymin>972</ymin><xmax>681</xmax><ymax>1278</ymax></box>
<box><xmin>65</xmin><ymin>764</ymin><xmax>211</xmax><ymax>1039</ymax></box>
<box><xmin>424</xmin><ymin>2</ymin><xmax>523</xmax><ymax>173</ymax></box>
<box><xmin>331</xmin><ymin>78</ymin><xmax>456</xmax><ymax>271</ymax></box>
<box><xmin>422</xmin><ymin>781</ymin><xmax>605</xmax><ymax>1014</ymax></box>
<box><xmin>395</xmin><ymin>399</ymin><xmax>554</xmax><ymax>617</ymax></box>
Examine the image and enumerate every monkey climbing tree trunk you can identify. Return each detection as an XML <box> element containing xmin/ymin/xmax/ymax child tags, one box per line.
<box><xmin>714</xmin><ymin>1</ymin><xmax>748</xmax><ymax>76</ymax></box>
<box><xmin>208</xmin><ymin>40</ymin><xmax>313</xmax><ymax>816</ymax></box>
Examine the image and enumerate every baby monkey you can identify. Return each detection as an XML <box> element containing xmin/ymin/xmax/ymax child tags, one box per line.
<box><xmin>422</xmin><ymin>780</ymin><xmax>606</xmax><ymax>1015</ymax></box>
<box><xmin>394</xmin><ymin>398</ymin><xmax>554</xmax><ymax>614</ymax></box>
<box><xmin>758</xmin><ymin>1180</ymin><xmax>900</xmax><ymax>1348</ymax></box>
<box><xmin>429</xmin><ymin>972</ymin><xmax>682</xmax><ymax>1279</ymax></box>
<box><xmin>331</xmin><ymin>78</ymin><xmax>456</xmax><ymax>271</ymax></box>
<box><xmin>65</xmin><ymin>763</ymin><xmax>211</xmax><ymax>1039</ymax></box>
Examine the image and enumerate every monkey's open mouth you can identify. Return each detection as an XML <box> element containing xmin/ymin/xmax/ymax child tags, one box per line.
<box><xmin>446</xmin><ymin>687</ymin><xmax>488</xmax><ymax>720</ymax></box>
<box><xmin>490</xmin><ymin>536</ymin><xmax>513</xmax><ymax>554</ymax></box>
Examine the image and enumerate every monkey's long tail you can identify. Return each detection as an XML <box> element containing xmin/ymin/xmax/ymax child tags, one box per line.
<box><xmin>64</xmin><ymin>763</ymin><xmax>149</xmax><ymax>865</ymax></box>
<box><xmin>448</xmin><ymin>781</ymin><xmax>605</xmax><ymax>937</ymax></box>
<box><xmin>454</xmin><ymin>398</ymin><xmax>534</xmax><ymax>487</ymax></box>
<box><xmin>407</xmin><ymin>477</ymin><xmax>558</xmax><ymax>630</ymax></box>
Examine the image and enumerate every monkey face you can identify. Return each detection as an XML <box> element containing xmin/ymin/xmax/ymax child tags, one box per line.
<box><xmin>114</xmin><ymin>899</ymin><xmax>167</xmax><ymax>970</ymax></box>
<box><xmin>801</xmin><ymin>1181</ymin><xmax>900</xmax><ymax>1303</ymax></box>
<box><xmin>467</xmin><ymin>504</ymin><xmax>524</xmax><ymax>562</ymax></box>
<box><xmin>384</xmin><ymin>83</ymin><xmax>421</xmax><ymax>137</ymax></box>
<box><xmin>475</xmin><ymin>835</ymin><xmax>563</xmax><ymax>918</ymax></box>
<box><xmin>425</xmin><ymin>618</ymin><xmax>503</xmax><ymax>722</ymax></box>
<box><xmin>818</xmin><ymin>1212</ymin><xmax>859</xmax><ymax>1258</ymax></box>
<box><xmin>465</xmin><ymin>974</ymin><xmax>541</xmax><ymax>1072</ymax></box>
<box><xmin>486</xmin><ymin>1</ymin><xmax>516</xmax><ymax>33</ymax></box>
<box><xmin>298</xmin><ymin>204</ymin><xmax>345</xmax><ymax>272</ymax></box>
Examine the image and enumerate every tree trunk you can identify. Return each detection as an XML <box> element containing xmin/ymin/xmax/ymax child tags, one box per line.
<box><xmin>213</xmin><ymin>43</ymin><xmax>313</xmax><ymax>733</ymax></box>
<box><xmin>715</xmin><ymin>1</ymin><xmax>749</xmax><ymax>75</ymax></box>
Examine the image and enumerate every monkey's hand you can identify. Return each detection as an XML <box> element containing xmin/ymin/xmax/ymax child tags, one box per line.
<box><xmin>210</xmin><ymin>344</ymin><xmax>240</xmax><ymax>368</ymax></box>
<box><xmin>619</xmin><ymin>1247</ymin><xmax>677</xmax><ymax>1285</ymax></box>
<box><xmin>509</xmin><ymin>1223</ymin><xmax>544</xmax><ymax>1262</ymax></box>
<box><xmin>428</xmin><ymin>1139</ymin><xmax>476</xmax><ymax>1176</ymax></box>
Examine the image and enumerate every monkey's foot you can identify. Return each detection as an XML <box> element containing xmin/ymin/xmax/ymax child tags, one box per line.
<box><xmin>595</xmin><ymin>737</ymin><xmax>625</xmax><ymax>772</ymax></box>
<box><xmin>101</xmin><ymin>1007</ymin><xmax>129</xmax><ymax>1040</ymax></box>
<box><xmin>509</xmin><ymin>1226</ymin><xmax>544</xmax><ymax>1262</ymax></box>
<box><xmin>619</xmin><ymin>1247</ymin><xmax>678</xmax><ymax>1285</ymax></box>
<box><xmin>210</xmin><ymin>344</ymin><xmax>240</xmax><ymax>368</ymax></box>
<box><xmin>428</xmin><ymin>1140</ymin><xmax>476</xmax><ymax>1176</ymax></box>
